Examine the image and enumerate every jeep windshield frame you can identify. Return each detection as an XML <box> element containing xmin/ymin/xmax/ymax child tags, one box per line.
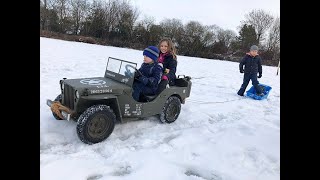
<box><xmin>104</xmin><ymin>57</ymin><xmax>137</xmax><ymax>87</ymax></box>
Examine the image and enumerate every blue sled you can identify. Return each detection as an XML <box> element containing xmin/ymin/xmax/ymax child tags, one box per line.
<box><xmin>246</xmin><ymin>84</ymin><xmax>272</xmax><ymax>100</ymax></box>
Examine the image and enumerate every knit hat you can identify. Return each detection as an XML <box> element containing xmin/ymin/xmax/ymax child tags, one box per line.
<box><xmin>250</xmin><ymin>45</ymin><xmax>259</xmax><ymax>51</ymax></box>
<box><xmin>143</xmin><ymin>46</ymin><xmax>159</xmax><ymax>62</ymax></box>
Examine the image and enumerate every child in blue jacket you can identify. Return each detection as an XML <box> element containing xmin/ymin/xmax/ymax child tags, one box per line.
<box><xmin>237</xmin><ymin>45</ymin><xmax>263</xmax><ymax>96</ymax></box>
<box><xmin>132</xmin><ymin>46</ymin><xmax>163</xmax><ymax>101</ymax></box>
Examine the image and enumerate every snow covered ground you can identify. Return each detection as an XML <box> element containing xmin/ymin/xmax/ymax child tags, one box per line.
<box><xmin>40</xmin><ymin>37</ymin><xmax>280</xmax><ymax>180</ymax></box>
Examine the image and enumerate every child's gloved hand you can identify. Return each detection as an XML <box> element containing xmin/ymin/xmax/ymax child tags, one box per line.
<box><xmin>162</xmin><ymin>75</ymin><xmax>168</xmax><ymax>80</ymax></box>
<box><xmin>240</xmin><ymin>69</ymin><xmax>244</xmax><ymax>73</ymax></box>
<box><xmin>258</xmin><ymin>73</ymin><xmax>262</xmax><ymax>78</ymax></box>
<box><xmin>134</xmin><ymin>69</ymin><xmax>142</xmax><ymax>79</ymax></box>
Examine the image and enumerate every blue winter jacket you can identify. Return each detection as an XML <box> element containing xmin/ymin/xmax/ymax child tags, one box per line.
<box><xmin>137</xmin><ymin>62</ymin><xmax>163</xmax><ymax>93</ymax></box>
<box><xmin>239</xmin><ymin>53</ymin><xmax>262</xmax><ymax>74</ymax></box>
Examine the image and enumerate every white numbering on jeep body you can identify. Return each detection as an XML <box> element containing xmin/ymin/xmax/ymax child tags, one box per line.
<box><xmin>124</xmin><ymin>104</ymin><xmax>131</xmax><ymax>116</ymax></box>
<box><xmin>132</xmin><ymin>104</ymin><xmax>142</xmax><ymax>115</ymax></box>
<box><xmin>80</xmin><ymin>79</ymin><xmax>106</xmax><ymax>85</ymax></box>
<box><xmin>90</xmin><ymin>89</ymin><xmax>113</xmax><ymax>94</ymax></box>
<box><xmin>121</xmin><ymin>78</ymin><xmax>129</xmax><ymax>83</ymax></box>
<box><xmin>106</xmin><ymin>72</ymin><xmax>116</xmax><ymax>77</ymax></box>
<box><xmin>124</xmin><ymin>104</ymin><xmax>142</xmax><ymax>116</ymax></box>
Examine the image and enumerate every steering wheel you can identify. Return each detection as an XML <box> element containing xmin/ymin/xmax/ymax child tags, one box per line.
<box><xmin>125</xmin><ymin>64</ymin><xmax>136</xmax><ymax>72</ymax></box>
<box><xmin>124</xmin><ymin>64</ymin><xmax>137</xmax><ymax>78</ymax></box>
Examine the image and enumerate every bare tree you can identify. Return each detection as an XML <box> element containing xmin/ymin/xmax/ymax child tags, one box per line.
<box><xmin>267</xmin><ymin>17</ymin><xmax>280</xmax><ymax>52</ymax></box>
<box><xmin>83</xmin><ymin>0</ymin><xmax>121</xmax><ymax>39</ymax></box>
<box><xmin>160</xmin><ymin>18</ymin><xmax>184</xmax><ymax>41</ymax></box>
<box><xmin>40</xmin><ymin>0</ymin><xmax>56</xmax><ymax>30</ymax></box>
<box><xmin>52</xmin><ymin>0</ymin><xmax>72</xmax><ymax>33</ymax></box>
<box><xmin>70</xmin><ymin>0</ymin><xmax>88</xmax><ymax>35</ymax></box>
<box><xmin>149</xmin><ymin>24</ymin><xmax>164</xmax><ymax>46</ymax></box>
<box><xmin>243</xmin><ymin>9</ymin><xmax>274</xmax><ymax>44</ymax></box>
<box><xmin>215</xmin><ymin>28</ymin><xmax>236</xmax><ymax>52</ymax></box>
<box><xmin>223</xmin><ymin>30</ymin><xmax>236</xmax><ymax>47</ymax></box>
<box><xmin>116</xmin><ymin>0</ymin><xmax>140</xmax><ymax>40</ymax></box>
<box><xmin>136</xmin><ymin>16</ymin><xmax>155</xmax><ymax>35</ymax></box>
<box><xmin>182</xmin><ymin>21</ymin><xmax>206</xmax><ymax>56</ymax></box>
<box><xmin>133</xmin><ymin>16</ymin><xmax>156</xmax><ymax>45</ymax></box>
<box><xmin>104</xmin><ymin>0</ymin><xmax>120</xmax><ymax>34</ymax></box>
<box><xmin>201</xmin><ymin>25</ymin><xmax>216</xmax><ymax>47</ymax></box>
<box><xmin>266</xmin><ymin>17</ymin><xmax>280</xmax><ymax>62</ymax></box>
<box><xmin>141</xmin><ymin>16</ymin><xmax>156</xmax><ymax>31</ymax></box>
<box><xmin>40</xmin><ymin>0</ymin><xmax>47</xmax><ymax>30</ymax></box>
<box><xmin>84</xmin><ymin>0</ymin><xmax>105</xmax><ymax>37</ymax></box>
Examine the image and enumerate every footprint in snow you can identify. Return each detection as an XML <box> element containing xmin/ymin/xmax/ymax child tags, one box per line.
<box><xmin>112</xmin><ymin>165</ymin><xmax>132</xmax><ymax>176</ymax></box>
<box><xmin>87</xmin><ymin>174</ymin><xmax>103</xmax><ymax>180</ymax></box>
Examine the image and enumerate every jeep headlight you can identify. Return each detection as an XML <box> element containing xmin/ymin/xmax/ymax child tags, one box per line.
<box><xmin>61</xmin><ymin>82</ymin><xmax>64</xmax><ymax>91</ymax></box>
<box><xmin>75</xmin><ymin>90</ymin><xmax>80</xmax><ymax>99</ymax></box>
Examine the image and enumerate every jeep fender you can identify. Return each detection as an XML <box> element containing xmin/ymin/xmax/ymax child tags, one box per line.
<box><xmin>81</xmin><ymin>94</ymin><xmax>122</xmax><ymax>122</ymax></box>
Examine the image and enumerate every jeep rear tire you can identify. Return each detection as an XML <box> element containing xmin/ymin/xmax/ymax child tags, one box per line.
<box><xmin>160</xmin><ymin>96</ymin><xmax>181</xmax><ymax>123</ymax></box>
<box><xmin>76</xmin><ymin>105</ymin><xmax>116</xmax><ymax>144</ymax></box>
<box><xmin>52</xmin><ymin>94</ymin><xmax>63</xmax><ymax>120</ymax></box>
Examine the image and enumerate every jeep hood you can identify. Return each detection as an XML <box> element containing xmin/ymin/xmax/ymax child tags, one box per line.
<box><xmin>63</xmin><ymin>77</ymin><xmax>131</xmax><ymax>95</ymax></box>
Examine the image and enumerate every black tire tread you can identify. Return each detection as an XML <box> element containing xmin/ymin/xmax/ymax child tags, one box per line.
<box><xmin>76</xmin><ymin>104</ymin><xmax>116</xmax><ymax>144</ymax></box>
<box><xmin>160</xmin><ymin>96</ymin><xmax>181</xmax><ymax>123</ymax></box>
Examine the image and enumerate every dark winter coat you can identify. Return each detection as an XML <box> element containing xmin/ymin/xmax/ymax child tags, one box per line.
<box><xmin>160</xmin><ymin>53</ymin><xmax>177</xmax><ymax>85</ymax></box>
<box><xmin>136</xmin><ymin>62</ymin><xmax>163</xmax><ymax>93</ymax></box>
<box><xmin>239</xmin><ymin>54</ymin><xmax>262</xmax><ymax>74</ymax></box>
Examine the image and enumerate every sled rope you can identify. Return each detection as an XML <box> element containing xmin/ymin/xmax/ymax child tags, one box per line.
<box><xmin>187</xmin><ymin>98</ymin><xmax>242</xmax><ymax>104</ymax></box>
<box><xmin>50</xmin><ymin>101</ymin><xmax>73</xmax><ymax>119</ymax></box>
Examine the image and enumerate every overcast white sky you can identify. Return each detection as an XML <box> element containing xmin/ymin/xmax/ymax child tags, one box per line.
<box><xmin>131</xmin><ymin>0</ymin><xmax>280</xmax><ymax>33</ymax></box>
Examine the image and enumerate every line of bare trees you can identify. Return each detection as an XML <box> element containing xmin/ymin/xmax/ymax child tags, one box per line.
<box><xmin>40</xmin><ymin>0</ymin><xmax>280</xmax><ymax>66</ymax></box>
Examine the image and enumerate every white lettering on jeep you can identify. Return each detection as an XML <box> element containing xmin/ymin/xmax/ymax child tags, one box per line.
<box><xmin>90</xmin><ymin>89</ymin><xmax>113</xmax><ymax>94</ymax></box>
<box><xmin>121</xmin><ymin>78</ymin><xmax>129</xmax><ymax>83</ymax></box>
<box><xmin>96</xmin><ymin>85</ymin><xmax>110</xmax><ymax>88</ymax></box>
<box><xmin>124</xmin><ymin>104</ymin><xmax>131</xmax><ymax>116</ymax></box>
<box><xmin>106</xmin><ymin>72</ymin><xmax>115</xmax><ymax>77</ymax></box>
<box><xmin>132</xmin><ymin>104</ymin><xmax>142</xmax><ymax>116</ymax></box>
<box><xmin>124</xmin><ymin>104</ymin><xmax>142</xmax><ymax>116</ymax></box>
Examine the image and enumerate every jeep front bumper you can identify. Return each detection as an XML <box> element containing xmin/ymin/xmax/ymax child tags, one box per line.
<box><xmin>47</xmin><ymin>99</ymin><xmax>74</xmax><ymax>121</ymax></box>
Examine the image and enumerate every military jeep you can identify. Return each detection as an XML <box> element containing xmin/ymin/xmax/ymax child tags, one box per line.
<box><xmin>46</xmin><ymin>57</ymin><xmax>192</xmax><ymax>144</ymax></box>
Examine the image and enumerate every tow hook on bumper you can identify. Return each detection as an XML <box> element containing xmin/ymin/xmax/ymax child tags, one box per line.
<box><xmin>46</xmin><ymin>99</ymin><xmax>73</xmax><ymax>121</ymax></box>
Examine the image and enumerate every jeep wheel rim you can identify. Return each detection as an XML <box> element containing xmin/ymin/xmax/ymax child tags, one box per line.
<box><xmin>88</xmin><ymin>114</ymin><xmax>110</xmax><ymax>138</ymax></box>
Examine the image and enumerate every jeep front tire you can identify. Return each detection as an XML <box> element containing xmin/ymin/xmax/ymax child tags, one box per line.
<box><xmin>76</xmin><ymin>105</ymin><xmax>116</xmax><ymax>144</ymax></box>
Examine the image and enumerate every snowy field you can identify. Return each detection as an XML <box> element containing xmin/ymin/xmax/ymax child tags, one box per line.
<box><xmin>40</xmin><ymin>37</ymin><xmax>280</xmax><ymax>180</ymax></box>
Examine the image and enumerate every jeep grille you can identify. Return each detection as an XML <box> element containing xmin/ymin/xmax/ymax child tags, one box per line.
<box><xmin>63</xmin><ymin>83</ymin><xmax>75</xmax><ymax>109</ymax></box>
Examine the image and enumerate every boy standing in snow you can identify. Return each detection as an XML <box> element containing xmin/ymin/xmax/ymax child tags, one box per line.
<box><xmin>237</xmin><ymin>45</ymin><xmax>263</xmax><ymax>96</ymax></box>
<box><xmin>132</xmin><ymin>46</ymin><xmax>163</xmax><ymax>102</ymax></box>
